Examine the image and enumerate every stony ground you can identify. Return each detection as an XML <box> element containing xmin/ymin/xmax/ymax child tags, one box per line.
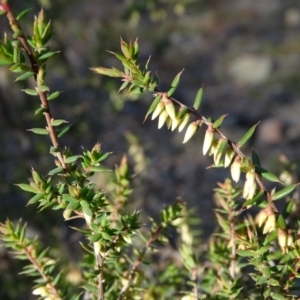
<box><xmin>1</xmin><ymin>0</ymin><xmax>300</xmax><ymax>297</ymax></box>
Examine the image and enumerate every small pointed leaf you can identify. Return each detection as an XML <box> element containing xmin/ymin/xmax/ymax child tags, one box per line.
<box><xmin>238</xmin><ymin>121</ymin><xmax>261</xmax><ymax>147</ymax></box>
<box><xmin>193</xmin><ymin>87</ymin><xmax>203</xmax><ymax>110</ymax></box>
<box><xmin>27</xmin><ymin>128</ymin><xmax>49</xmax><ymax>135</ymax></box>
<box><xmin>213</xmin><ymin>114</ymin><xmax>228</xmax><ymax>129</ymax></box>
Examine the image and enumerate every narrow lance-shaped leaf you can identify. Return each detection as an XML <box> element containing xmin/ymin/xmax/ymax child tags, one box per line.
<box><xmin>15</xmin><ymin>71</ymin><xmax>34</xmax><ymax>81</ymax></box>
<box><xmin>252</xmin><ymin>149</ymin><xmax>261</xmax><ymax>167</ymax></box>
<box><xmin>143</xmin><ymin>95</ymin><xmax>162</xmax><ymax>123</ymax></box>
<box><xmin>47</xmin><ymin>91</ymin><xmax>61</xmax><ymax>101</ymax></box>
<box><xmin>213</xmin><ymin>114</ymin><xmax>228</xmax><ymax>129</ymax></box>
<box><xmin>273</xmin><ymin>184</ymin><xmax>298</xmax><ymax>201</ymax></box>
<box><xmin>22</xmin><ymin>89</ymin><xmax>38</xmax><ymax>96</ymax></box>
<box><xmin>193</xmin><ymin>87</ymin><xmax>203</xmax><ymax>110</ymax></box>
<box><xmin>277</xmin><ymin>214</ymin><xmax>286</xmax><ymax>230</ymax></box>
<box><xmin>167</xmin><ymin>69</ymin><xmax>184</xmax><ymax>97</ymax></box>
<box><xmin>238</xmin><ymin>121</ymin><xmax>261</xmax><ymax>147</ymax></box>
<box><xmin>51</xmin><ymin>119</ymin><xmax>68</xmax><ymax>126</ymax></box>
<box><xmin>57</xmin><ymin>124</ymin><xmax>72</xmax><ymax>138</ymax></box>
<box><xmin>255</xmin><ymin>166</ymin><xmax>282</xmax><ymax>183</ymax></box>
<box><xmin>27</xmin><ymin>128</ymin><xmax>49</xmax><ymax>135</ymax></box>
<box><xmin>15</xmin><ymin>183</ymin><xmax>39</xmax><ymax>194</ymax></box>
<box><xmin>282</xmin><ymin>199</ymin><xmax>294</xmax><ymax>219</ymax></box>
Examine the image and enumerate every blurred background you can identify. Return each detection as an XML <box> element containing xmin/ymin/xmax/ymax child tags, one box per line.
<box><xmin>1</xmin><ymin>0</ymin><xmax>300</xmax><ymax>298</ymax></box>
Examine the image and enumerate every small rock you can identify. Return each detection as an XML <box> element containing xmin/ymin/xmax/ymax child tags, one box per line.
<box><xmin>284</xmin><ymin>7</ymin><xmax>300</xmax><ymax>28</ymax></box>
<box><xmin>228</xmin><ymin>54</ymin><xmax>272</xmax><ymax>86</ymax></box>
<box><xmin>257</xmin><ymin>118</ymin><xmax>283</xmax><ymax>144</ymax></box>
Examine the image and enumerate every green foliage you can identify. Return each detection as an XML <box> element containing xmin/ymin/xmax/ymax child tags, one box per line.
<box><xmin>1</xmin><ymin>2</ymin><xmax>300</xmax><ymax>300</ymax></box>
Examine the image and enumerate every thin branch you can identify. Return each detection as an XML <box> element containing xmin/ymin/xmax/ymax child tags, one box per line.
<box><xmin>117</xmin><ymin>225</ymin><xmax>163</xmax><ymax>300</ymax></box>
<box><xmin>22</xmin><ymin>244</ymin><xmax>63</xmax><ymax>299</ymax></box>
<box><xmin>3</xmin><ymin>5</ymin><xmax>67</xmax><ymax>170</ymax></box>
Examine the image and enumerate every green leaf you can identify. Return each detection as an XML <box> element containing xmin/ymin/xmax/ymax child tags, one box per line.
<box><xmin>16</xmin><ymin>8</ymin><xmax>32</xmax><ymax>20</ymax></box>
<box><xmin>273</xmin><ymin>184</ymin><xmax>298</xmax><ymax>201</ymax></box>
<box><xmin>277</xmin><ymin>214</ymin><xmax>286</xmax><ymax>230</ymax></box>
<box><xmin>16</xmin><ymin>183</ymin><xmax>38</xmax><ymax>194</ymax></box>
<box><xmin>242</xmin><ymin>190</ymin><xmax>264</xmax><ymax>208</ymax></box>
<box><xmin>90</xmin><ymin>166</ymin><xmax>108</xmax><ymax>172</ymax></box>
<box><xmin>22</xmin><ymin>89</ymin><xmax>38</xmax><ymax>96</ymax></box>
<box><xmin>15</xmin><ymin>71</ymin><xmax>34</xmax><ymax>81</ymax></box>
<box><xmin>213</xmin><ymin>114</ymin><xmax>228</xmax><ymax>129</ymax></box>
<box><xmin>34</xmin><ymin>106</ymin><xmax>47</xmax><ymax>115</ymax></box>
<box><xmin>27</xmin><ymin>128</ymin><xmax>49</xmax><ymax>135</ymax></box>
<box><xmin>167</xmin><ymin>69</ymin><xmax>184</xmax><ymax>97</ymax></box>
<box><xmin>47</xmin><ymin>91</ymin><xmax>61</xmax><ymax>101</ymax></box>
<box><xmin>51</xmin><ymin>119</ymin><xmax>68</xmax><ymax>126</ymax></box>
<box><xmin>48</xmin><ymin>167</ymin><xmax>64</xmax><ymax>176</ymax></box>
<box><xmin>193</xmin><ymin>87</ymin><xmax>203</xmax><ymax>110</ymax></box>
<box><xmin>0</xmin><ymin>59</ymin><xmax>12</xmax><ymax>66</ymax></box>
<box><xmin>39</xmin><ymin>85</ymin><xmax>50</xmax><ymax>92</ymax></box>
<box><xmin>38</xmin><ymin>51</ymin><xmax>60</xmax><ymax>60</ymax></box>
<box><xmin>271</xmin><ymin>292</ymin><xmax>285</xmax><ymax>300</ymax></box>
<box><xmin>282</xmin><ymin>199</ymin><xmax>294</xmax><ymax>219</ymax></box>
<box><xmin>236</xmin><ymin>249</ymin><xmax>256</xmax><ymax>257</ymax></box>
<box><xmin>255</xmin><ymin>166</ymin><xmax>282</xmax><ymax>183</ymax></box>
<box><xmin>238</xmin><ymin>121</ymin><xmax>260</xmax><ymax>147</ymax></box>
<box><xmin>65</xmin><ymin>155</ymin><xmax>80</xmax><ymax>164</ymax></box>
<box><xmin>27</xmin><ymin>193</ymin><xmax>44</xmax><ymax>205</ymax></box>
<box><xmin>80</xmin><ymin>200</ymin><xmax>92</xmax><ymax>217</ymax></box>
<box><xmin>57</xmin><ymin>124</ymin><xmax>72</xmax><ymax>137</ymax></box>
<box><xmin>89</xmin><ymin>233</ymin><xmax>102</xmax><ymax>243</ymax></box>
<box><xmin>143</xmin><ymin>95</ymin><xmax>162</xmax><ymax>123</ymax></box>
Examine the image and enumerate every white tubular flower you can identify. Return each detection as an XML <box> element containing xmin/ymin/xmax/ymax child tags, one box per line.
<box><xmin>230</xmin><ymin>156</ymin><xmax>241</xmax><ymax>183</ymax></box>
<box><xmin>246</xmin><ymin>169</ymin><xmax>256</xmax><ymax>188</ymax></box>
<box><xmin>178</xmin><ymin>113</ymin><xmax>190</xmax><ymax>132</ymax></box>
<box><xmin>224</xmin><ymin>148</ymin><xmax>235</xmax><ymax>168</ymax></box>
<box><xmin>171</xmin><ymin>116</ymin><xmax>180</xmax><ymax>131</ymax></box>
<box><xmin>203</xmin><ymin>125</ymin><xmax>214</xmax><ymax>155</ymax></box>
<box><xmin>164</xmin><ymin>98</ymin><xmax>176</xmax><ymax>120</ymax></box>
<box><xmin>182</xmin><ymin>122</ymin><xmax>198</xmax><ymax>144</ymax></box>
<box><xmin>263</xmin><ymin>213</ymin><xmax>276</xmax><ymax>234</ymax></box>
<box><xmin>158</xmin><ymin>111</ymin><xmax>169</xmax><ymax>129</ymax></box>
<box><xmin>151</xmin><ymin>101</ymin><xmax>165</xmax><ymax>120</ymax></box>
<box><xmin>32</xmin><ymin>287</ymin><xmax>48</xmax><ymax>296</ymax></box>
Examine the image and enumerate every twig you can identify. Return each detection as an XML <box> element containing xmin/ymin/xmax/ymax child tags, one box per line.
<box><xmin>117</xmin><ymin>224</ymin><xmax>163</xmax><ymax>300</ymax></box>
<box><xmin>3</xmin><ymin>4</ymin><xmax>67</xmax><ymax>170</ymax></box>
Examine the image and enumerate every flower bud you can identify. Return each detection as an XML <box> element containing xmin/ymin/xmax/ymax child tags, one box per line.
<box><xmin>246</xmin><ymin>170</ymin><xmax>256</xmax><ymax>188</ymax></box>
<box><xmin>263</xmin><ymin>213</ymin><xmax>276</xmax><ymax>234</ymax></box>
<box><xmin>158</xmin><ymin>111</ymin><xmax>168</xmax><ymax>129</ymax></box>
<box><xmin>182</xmin><ymin>122</ymin><xmax>198</xmax><ymax>144</ymax></box>
<box><xmin>230</xmin><ymin>156</ymin><xmax>241</xmax><ymax>183</ymax></box>
<box><xmin>164</xmin><ymin>98</ymin><xmax>176</xmax><ymax>121</ymax></box>
<box><xmin>255</xmin><ymin>207</ymin><xmax>269</xmax><ymax>228</ymax></box>
<box><xmin>209</xmin><ymin>140</ymin><xmax>218</xmax><ymax>156</ymax></box>
<box><xmin>171</xmin><ymin>116</ymin><xmax>180</xmax><ymax>131</ymax></box>
<box><xmin>278</xmin><ymin>229</ymin><xmax>288</xmax><ymax>252</ymax></box>
<box><xmin>151</xmin><ymin>101</ymin><xmax>165</xmax><ymax>120</ymax></box>
<box><xmin>63</xmin><ymin>208</ymin><xmax>72</xmax><ymax>220</ymax></box>
<box><xmin>224</xmin><ymin>148</ymin><xmax>235</xmax><ymax>168</ymax></box>
<box><xmin>203</xmin><ymin>126</ymin><xmax>214</xmax><ymax>155</ymax></box>
<box><xmin>32</xmin><ymin>286</ymin><xmax>48</xmax><ymax>296</ymax></box>
<box><xmin>178</xmin><ymin>113</ymin><xmax>190</xmax><ymax>132</ymax></box>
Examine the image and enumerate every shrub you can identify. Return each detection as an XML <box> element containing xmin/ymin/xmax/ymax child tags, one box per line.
<box><xmin>0</xmin><ymin>1</ymin><xmax>299</xmax><ymax>299</ymax></box>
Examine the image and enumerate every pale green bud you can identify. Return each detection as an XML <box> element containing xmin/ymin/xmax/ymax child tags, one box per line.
<box><xmin>224</xmin><ymin>148</ymin><xmax>235</xmax><ymax>168</ymax></box>
<box><xmin>158</xmin><ymin>111</ymin><xmax>169</xmax><ymax>129</ymax></box>
<box><xmin>151</xmin><ymin>101</ymin><xmax>165</xmax><ymax>120</ymax></box>
<box><xmin>246</xmin><ymin>169</ymin><xmax>256</xmax><ymax>187</ymax></box>
<box><xmin>203</xmin><ymin>126</ymin><xmax>214</xmax><ymax>155</ymax></box>
<box><xmin>164</xmin><ymin>98</ymin><xmax>176</xmax><ymax>121</ymax></box>
<box><xmin>182</xmin><ymin>122</ymin><xmax>198</xmax><ymax>144</ymax></box>
<box><xmin>171</xmin><ymin>116</ymin><xmax>180</xmax><ymax>131</ymax></box>
<box><xmin>178</xmin><ymin>113</ymin><xmax>190</xmax><ymax>132</ymax></box>
<box><xmin>230</xmin><ymin>157</ymin><xmax>241</xmax><ymax>183</ymax></box>
<box><xmin>263</xmin><ymin>213</ymin><xmax>276</xmax><ymax>234</ymax></box>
